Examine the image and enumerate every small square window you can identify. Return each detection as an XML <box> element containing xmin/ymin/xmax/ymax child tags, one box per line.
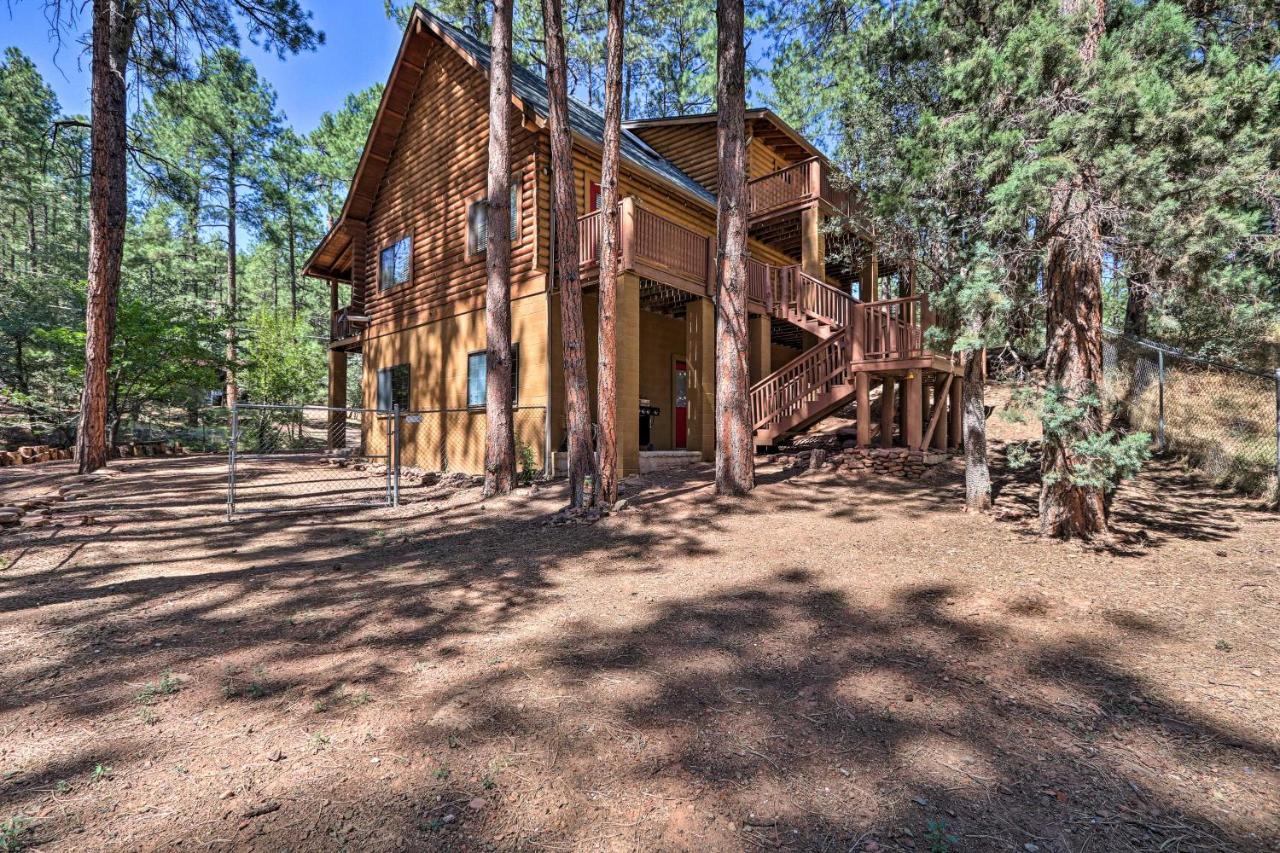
<box><xmin>377</xmin><ymin>363</ymin><xmax>410</xmax><ymax>411</ymax></box>
<box><xmin>467</xmin><ymin>183</ymin><xmax>520</xmax><ymax>256</ymax></box>
<box><xmin>467</xmin><ymin>344</ymin><xmax>520</xmax><ymax>408</ymax></box>
<box><xmin>379</xmin><ymin>236</ymin><xmax>411</xmax><ymax>291</ymax></box>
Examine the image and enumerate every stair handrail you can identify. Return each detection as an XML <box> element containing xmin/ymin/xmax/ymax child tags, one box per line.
<box><xmin>750</xmin><ymin>333</ymin><xmax>851</xmax><ymax>429</ymax></box>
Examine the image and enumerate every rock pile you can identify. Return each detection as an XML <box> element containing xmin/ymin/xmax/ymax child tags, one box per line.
<box><xmin>0</xmin><ymin>445</ymin><xmax>74</xmax><ymax>466</ymax></box>
<box><xmin>112</xmin><ymin>441</ymin><xmax>186</xmax><ymax>459</ymax></box>
<box><xmin>772</xmin><ymin>446</ymin><xmax>951</xmax><ymax>480</ymax></box>
<box><xmin>0</xmin><ymin>475</ymin><xmax>108</xmax><ymax>533</ymax></box>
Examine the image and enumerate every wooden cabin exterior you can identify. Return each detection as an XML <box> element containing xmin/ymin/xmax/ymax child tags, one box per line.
<box><xmin>303</xmin><ymin>7</ymin><xmax>962</xmax><ymax>477</ymax></box>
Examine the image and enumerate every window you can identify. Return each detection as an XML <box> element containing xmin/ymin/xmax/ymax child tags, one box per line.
<box><xmin>466</xmin><ymin>182</ymin><xmax>520</xmax><ymax>256</ymax></box>
<box><xmin>376</xmin><ymin>363</ymin><xmax>410</xmax><ymax>411</ymax></box>
<box><xmin>378</xmin><ymin>236</ymin><xmax>411</xmax><ymax>291</ymax></box>
<box><xmin>467</xmin><ymin>344</ymin><xmax>520</xmax><ymax>408</ymax></box>
<box><xmin>589</xmin><ymin>180</ymin><xmax>602</xmax><ymax>211</ymax></box>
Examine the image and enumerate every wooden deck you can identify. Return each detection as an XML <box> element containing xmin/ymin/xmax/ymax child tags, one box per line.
<box><xmin>576</xmin><ymin>198</ymin><xmax>959</xmax><ymax>451</ymax></box>
<box><xmin>746</xmin><ymin>156</ymin><xmax>855</xmax><ymax>222</ymax></box>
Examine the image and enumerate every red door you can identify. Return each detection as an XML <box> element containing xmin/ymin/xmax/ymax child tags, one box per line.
<box><xmin>674</xmin><ymin>361</ymin><xmax>689</xmax><ymax>449</ymax></box>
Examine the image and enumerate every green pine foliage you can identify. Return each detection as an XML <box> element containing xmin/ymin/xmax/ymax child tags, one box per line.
<box><xmin>769</xmin><ymin>0</ymin><xmax>1277</xmax><ymax>502</ymax></box>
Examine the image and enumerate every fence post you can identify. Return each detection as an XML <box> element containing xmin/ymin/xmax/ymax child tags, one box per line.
<box><xmin>392</xmin><ymin>403</ymin><xmax>401</xmax><ymax>507</ymax></box>
<box><xmin>1157</xmin><ymin>348</ymin><xmax>1166</xmax><ymax>452</ymax></box>
<box><xmin>226</xmin><ymin>404</ymin><xmax>238</xmax><ymax>521</ymax></box>
<box><xmin>1274</xmin><ymin>368</ymin><xmax>1279</xmax><ymax>490</ymax></box>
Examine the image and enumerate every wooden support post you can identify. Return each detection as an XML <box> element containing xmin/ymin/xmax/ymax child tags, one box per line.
<box><xmin>619</xmin><ymin>196</ymin><xmax>637</xmax><ymax>272</ymax></box>
<box><xmin>686</xmin><ymin>297</ymin><xmax>716</xmax><ymax>460</ymax></box>
<box><xmin>949</xmin><ymin>373</ymin><xmax>963</xmax><ymax>449</ymax></box>
<box><xmin>748</xmin><ymin>313</ymin><xmax>771</xmax><ymax>384</ymax></box>
<box><xmin>801</xmin><ymin>203</ymin><xmax>825</xmax><ymax>281</ymax></box>
<box><xmin>856</xmin><ymin>373</ymin><xmax>871</xmax><ymax>447</ymax></box>
<box><xmin>904</xmin><ymin>371</ymin><xmax>923</xmax><ymax>450</ymax></box>
<box><xmin>326</xmin><ymin>348</ymin><xmax>347</xmax><ymax>450</ymax></box>
<box><xmin>922</xmin><ymin>374</ymin><xmax>954</xmax><ymax>451</ymax></box>
<box><xmin>347</xmin><ymin>221</ymin><xmax>368</xmax><ymax>314</ymax></box>
<box><xmin>931</xmin><ymin>374</ymin><xmax>950</xmax><ymax>450</ymax></box>
<box><xmin>328</xmin><ymin>278</ymin><xmax>339</xmax><ymax>341</ymax></box>
<box><xmin>879</xmin><ymin>377</ymin><xmax>896</xmax><ymax>448</ymax></box>
<box><xmin>859</xmin><ymin>244</ymin><xmax>879</xmax><ymax>302</ymax></box>
<box><xmin>617</xmin><ymin>271</ymin><xmax>641</xmax><ymax>475</ymax></box>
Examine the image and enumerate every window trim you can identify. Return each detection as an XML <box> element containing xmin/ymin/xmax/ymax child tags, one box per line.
<box><xmin>466</xmin><ymin>343</ymin><xmax>520</xmax><ymax>409</ymax></box>
<box><xmin>465</xmin><ymin>174</ymin><xmax>522</xmax><ymax>262</ymax></box>
<box><xmin>378</xmin><ymin>234</ymin><xmax>413</xmax><ymax>292</ymax></box>
<box><xmin>376</xmin><ymin>362</ymin><xmax>411</xmax><ymax>412</ymax></box>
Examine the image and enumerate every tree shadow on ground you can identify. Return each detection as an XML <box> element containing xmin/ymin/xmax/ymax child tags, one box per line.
<box><xmin>0</xmin><ymin>455</ymin><xmax>1274</xmax><ymax>851</ymax></box>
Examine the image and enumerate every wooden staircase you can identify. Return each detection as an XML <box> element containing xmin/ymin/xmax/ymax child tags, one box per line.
<box><xmin>750</xmin><ymin>267</ymin><xmax>944</xmax><ymax>447</ymax></box>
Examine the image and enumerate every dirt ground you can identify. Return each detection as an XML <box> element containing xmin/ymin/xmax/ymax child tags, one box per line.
<box><xmin>1</xmin><ymin>434</ymin><xmax>1277</xmax><ymax>851</ymax></box>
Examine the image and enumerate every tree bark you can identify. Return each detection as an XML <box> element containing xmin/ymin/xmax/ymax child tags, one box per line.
<box><xmin>287</xmin><ymin>203</ymin><xmax>298</xmax><ymax>320</ymax></box>
<box><xmin>962</xmin><ymin>336</ymin><xmax>991</xmax><ymax>512</ymax></box>
<box><xmin>1039</xmin><ymin>0</ymin><xmax>1108</xmax><ymax>539</ymax></box>
<box><xmin>1123</xmin><ymin>268</ymin><xmax>1148</xmax><ymax>338</ymax></box>
<box><xmin>713</xmin><ymin>0</ymin><xmax>753</xmax><ymax>496</ymax></box>
<box><xmin>1039</xmin><ymin>2</ymin><xmax>1106</xmax><ymax>538</ymax></box>
<box><xmin>225</xmin><ymin>147</ymin><xmax>239</xmax><ymax>407</ymax></box>
<box><xmin>76</xmin><ymin>0</ymin><xmax>135</xmax><ymax>474</ymax></box>
<box><xmin>595</xmin><ymin>0</ymin><xmax>624</xmax><ymax>508</ymax></box>
<box><xmin>483</xmin><ymin>0</ymin><xmax>517</xmax><ymax>498</ymax></box>
<box><xmin>544</xmin><ymin>0</ymin><xmax>594</xmax><ymax>508</ymax></box>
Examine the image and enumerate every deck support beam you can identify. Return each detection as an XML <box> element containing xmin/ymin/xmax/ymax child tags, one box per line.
<box><xmin>748</xmin><ymin>314</ymin><xmax>771</xmax><ymax>384</ymax></box>
<box><xmin>879</xmin><ymin>377</ymin><xmax>896</xmax><ymax>448</ymax></box>
<box><xmin>801</xmin><ymin>203</ymin><xmax>825</xmax><ymax>281</ymax></box>
<box><xmin>617</xmin><ymin>271</ymin><xmax>642</xmax><ymax>475</ymax></box>
<box><xmin>904</xmin><ymin>371</ymin><xmax>923</xmax><ymax>450</ymax></box>
<box><xmin>931</xmin><ymin>373</ymin><xmax>950</xmax><ymax>450</ymax></box>
<box><xmin>859</xmin><ymin>245</ymin><xmax>879</xmax><ymax>302</ymax></box>
<box><xmin>855</xmin><ymin>373</ymin><xmax>871</xmax><ymax>446</ymax></box>
<box><xmin>949</xmin><ymin>374</ymin><xmax>963</xmax><ymax>449</ymax></box>
<box><xmin>686</xmin><ymin>297</ymin><xmax>716</xmax><ymax>460</ymax></box>
<box><xmin>326</xmin><ymin>348</ymin><xmax>347</xmax><ymax>450</ymax></box>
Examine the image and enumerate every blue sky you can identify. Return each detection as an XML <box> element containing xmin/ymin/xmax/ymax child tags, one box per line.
<box><xmin>3</xmin><ymin>0</ymin><xmax>406</xmax><ymax>133</ymax></box>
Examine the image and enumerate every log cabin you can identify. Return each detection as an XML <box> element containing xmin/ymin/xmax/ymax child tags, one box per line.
<box><xmin>302</xmin><ymin>5</ymin><xmax>962</xmax><ymax>477</ymax></box>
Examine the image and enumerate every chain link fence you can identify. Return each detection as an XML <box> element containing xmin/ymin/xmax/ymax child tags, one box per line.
<box><xmin>1</xmin><ymin>400</ymin><xmax>231</xmax><ymax>465</ymax></box>
<box><xmin>226</xmin><ymin>404</ymin><xmax>548</xmax><ymax>517</ymax></box>
<box><xmin>1103</xmin><ymin>329</ymin><xmax>1279</xmax><ymax>497</ymax></box>
<box><xmin>386</xmin><ymin>405</ymin><xmax>547</xmax><ymax>479</ymax></box>
<box><xmin>227</xmin><ymin>403</ymin><xmax>397</xmax><ymax>517</ymax></box>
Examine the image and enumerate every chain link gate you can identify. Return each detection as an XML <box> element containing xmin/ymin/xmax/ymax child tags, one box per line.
<box><xmin>227</xmin><ymin>403</ymin><xmax>400</xmax><ymax>518</ymax></box>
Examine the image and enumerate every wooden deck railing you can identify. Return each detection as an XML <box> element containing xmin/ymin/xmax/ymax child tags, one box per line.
<box><xmin>750</xmin><ymin>333</ymin><xmax>851</xmax><ymax>429</ymax></box>
<box><xmin>858</xmin><ymin>295</ymin><xmax>929</xmax><ymax>361</ymax></box>
<box><xmin>330</xmin><ymin>306</ymin><xmax>369</xmax><ymax>341</ymax></box>
<box><xmin>747</xmin><ymin>157</ymin><xmax>855</xmax><ymax>220</ymax></box>
<box><xmin>579</xmin><ymin>199</ymin><xmax>712</xmax><ymax>290</ymax></box>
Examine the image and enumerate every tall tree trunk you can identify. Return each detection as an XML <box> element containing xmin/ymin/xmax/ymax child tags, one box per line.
<box><xmin>1123</xmin><ymin>268</ymin><xmax>1148</xmax><ymax>338</ymax></box>
<box><xmin>544</xmin><ymin>0</ymin><xmax>594</xmax><ymax>508</ymax></box>
<box><xmin>76</xmin><ymin>0</ymin><xmax>135</xmax><ymax>474</ymax></box>
<box><xmin>225</xmin><ymin>149</ymin><xmax>239</xmax><ymax>407</ymax></box>
<box><xmin>595</xmin><ymin>0</ymin><xmax>624</xmax><ymax>508</ymax></box>
<box><xmin>287</xmin><ymin>204</ymin><xmax>298</xmax><ymax>320</ymax></box>
<box><xmin>483</xmin><ymin>0</ymin><xmax>517</xmax><ymax>498</ymax></box>
<box><xmin>27</xmin><ymin>205</ymin><xmax>37</xmax><ymax>273</ymax></box>
<box><xmin>961</xmin><ymin>322</ymin><xmax>991</xmax><ymax>511</ymax></box>
<box><xmin>713</xmin><ymin>0</ymin><xmax>753</xmax><ymax>496</ymax></box>
<box><xmin>1039</xmin><ymin>0</ymin><xmax>1107</xmax><ymax>538</ymax></box>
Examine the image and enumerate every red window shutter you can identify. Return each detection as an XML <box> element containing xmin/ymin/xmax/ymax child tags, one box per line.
<box><xmin>590</xmin><ymin>181</ymin><xmax>602</xmax><ymax>211</ymax></box>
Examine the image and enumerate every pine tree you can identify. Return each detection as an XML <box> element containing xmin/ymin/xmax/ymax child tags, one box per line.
<box><xmin>714</xmin><ymin>0</ymin><xmax>753</xmax><ymax>496</ymax></box>
<box><xmin>43</xmin><ymin>0</ymin><xmax>321</xmax><ymax>472</ymax></box>
<box><xmin>150</xmin><ymin>49</ymin><xmax>285</xmax><ymax>408</ymax></box>
<box><xmin>484</xmin><ymin>0</ymin><xmax>518</xmax><ymax>498</ymax></box>
<box><xmin>595</xmin><ymin>0</ymin><xmax>624</xmax><ymax>507</ymax></box>
<box><xmin>544</xmin><ymin>0</ymin><xmax>596</xmax><ymax>508</ymax></box>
